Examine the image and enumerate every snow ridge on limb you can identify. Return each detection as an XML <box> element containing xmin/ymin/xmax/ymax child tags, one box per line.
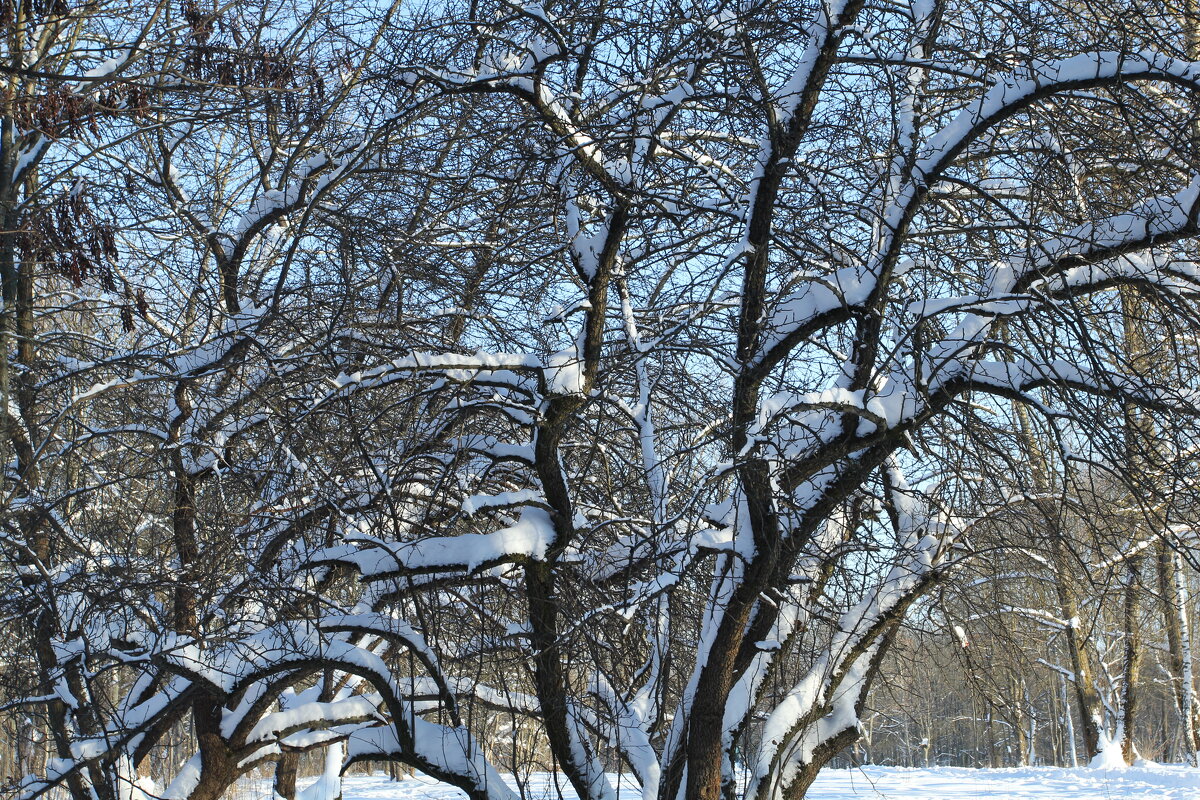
<box><xmin>21</xmin><ymin>603</ymin><xmax>503</xmax><ymax>799</ymax></box>
<box><xmin>592</xmin><ymin>684</ymin><xmax>661</xmax><ymax>800</ymax></box>
<box><xmin>346</xmin><ymin>719</ymin><xmax>519</xmax><ymax>800</ymax></box>
<box><xmin>316</xmin><ymin>506</ymin><xmax>557</xmax><ymax>577</ymax></box>
<box><xmin>718</xmin><ymin>507</ymin><xmax>855</xmax><ymax>764</ymax></box>
<box><xmin>754</xmin><ymin>52</ymin><xmax>1200</xmax><ymax>376</ymax></box>
<box><xmin>1002</xmin><ymin>178</ymin><xmax>1200</xmax><ymax>293</ymax></box>
<box><xmin>21</xmin><ymin>3</ymin><xmax>1200</xmax><ymax>798</ymax></box>
<box><xmin>747</xmin><ymin>463</ymin><xmax>958</xmax><ymax>800</ymax></box>
<box><xmin>324</xmin><ymin>348</ymin><xmax>595</xmax><ymax>406</ymax></box>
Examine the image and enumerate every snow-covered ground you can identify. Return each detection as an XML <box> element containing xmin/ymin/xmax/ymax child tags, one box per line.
<box><xmin>312</xmin><ymin>764</ymin><xmax>1199</xmax><ymax>800</ymax></box>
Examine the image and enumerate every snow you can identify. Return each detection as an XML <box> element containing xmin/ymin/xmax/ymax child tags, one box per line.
<box><xmin>347</xmin><ymin>720</ymin><xmax>519</xmax><ymax>800</ymax></box>
<box><xmin>1090</xmin><ymin>744</ymin><xmax>1131</xmax><ymax>771</ymax></box>
<box><xmin>776</xmin><ymin>0</ymin><xmax>850</xmax><ymax>123</ymax></box>
<box><xmin>270</xmin><ymin>765</ymin><xmax>1200</xmax><ymax>800</ymax></box>
<box><xmin>756</xmin><ymin>267</ymin><xmax>874</xmax><ymax>362</ymax></box>
<box><xmin>83</xmin><ymin>52</ymin><xmax>131</xmax><ymax>79</ymax></box>
<box><xmin>297</xmin><ymin>743</ymin><xmax>345</xmax><ymax>800</ymax></box>
<box><xmin>234</xmin><ymin>186</ymin><xmax>302</xmax><ymax>236</ymax></box>
<box><xmin>396</xmin><ymin>506</ymin><xmax>555</xmax><ymax>569</ymax></box>
<box><xmin>327</xmin><ymin>507</ymin><xmax>558</xmax><ymax>575</ymax></box>
<box><xmin>546</xmin><ymin>347</ymin><xmax>585</xmax><ymax>395</ymax></box>
<box><xmin>915</xmin><ymin>52</ymin><xmax>1200</xmax><ymax>187</ymax></box>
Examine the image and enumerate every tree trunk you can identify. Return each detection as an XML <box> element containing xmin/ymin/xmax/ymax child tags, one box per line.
<box><xmin>1053</xmin><ymin>537</ymin><xmax>1104</xmax><ymax>761</ymax></box>
<box><xmin>1120</xmin><ymin>555</ymin><xmax>1142</xmax><ymax>765</ymax></box>
<box><xmin>1062</xmin><ymin>673</ymin><xmax>1078</xmax><ymax>767</ymax></box>
<box><xmin>1158</xmin><ymin>544</ymin><xmax>1199</xmax><ymax>765</ymax></box>
<box><xmin>274</xmin><ymin>752</ymin><xmax>300</xmax><ymax>800</ymax></box>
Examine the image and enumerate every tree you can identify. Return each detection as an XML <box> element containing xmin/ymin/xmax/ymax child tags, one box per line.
<box><xmin>1</xmin><ymin>0</ymin><xmax>433</xmax><ymax>797</ymax></box>
<box><xmin>7</xmin><ymin>1</ymin><xmax>1200</xmax><ymax>799</ymax></box>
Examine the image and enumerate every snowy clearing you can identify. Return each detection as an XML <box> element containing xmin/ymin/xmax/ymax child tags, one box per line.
<box><xmin>284</xmin><ymin>765</ymin><xmax>1200</xmax><ymax>800</ymax></box>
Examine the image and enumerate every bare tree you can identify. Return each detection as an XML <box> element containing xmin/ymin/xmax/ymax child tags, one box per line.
<box><xmin>6</xmin><ymin>2</ymin><xmax>1200</xmax><ymax>800</ymax></box>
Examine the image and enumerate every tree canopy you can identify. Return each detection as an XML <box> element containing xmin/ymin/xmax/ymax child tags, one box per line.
<box><xmin>2</xmin><ymin>2</ymin><xmax>1200</xmax><ymax>799</ymax></box>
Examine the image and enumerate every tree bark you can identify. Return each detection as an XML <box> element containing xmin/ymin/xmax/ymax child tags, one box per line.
<box><xmin>1157</xmin><ymin>543</ymin><xmax>1199</xmax><ymax>764</ymax></box>
<box><xmin>1052</xmin><ymin>534</ymin><xmax>1104</xmax><ymax>761</ymax></box>
<box><xmin>1120</xmin><ymin>555</ymin><xmax>1142</xmax><ymax>765</ymax></box>
<box><xmin>274</xmin><ymin>752</ymin><xmax>300</xmax><ymax>800</ymax></box>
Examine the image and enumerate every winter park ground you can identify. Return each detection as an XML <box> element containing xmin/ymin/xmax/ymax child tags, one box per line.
<box><xmin>247</xmin><ymin>764</ymin><xmax>1200</xmax><ymax>800</ymax></box>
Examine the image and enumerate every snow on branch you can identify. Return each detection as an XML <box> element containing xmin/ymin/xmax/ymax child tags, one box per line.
<box><xmin>756</xmin><ymin>51</ymin><xmax>1200</xmax><ymax>373</ymax></box>
<box><xmin>914</xmin><ymin>52</ymin><xmax>1200</xmax><ymax>190</ymax></box>
<box><xmin>325</xmin><ymin>349</ymin><xmax>585</xmax><ymax>402</ymax></box>
<box><xmin>317</xmin><ymin>507</ymin><xmax>557</xmax><ymax>577</ymax></box>
<box><xmin>746</xmin><ymin>463</ymin><xmax>959</xmax><ymax>797</ymax></box>
<box><xmin>999</xmin><ymin>178</ymin><xmax>1200</xmax><ymax>295</ymax></box>
<box><xmin>346</xmin><ymin>718</ymin><xmax>519</xmax><ymax>800</ymax></box>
